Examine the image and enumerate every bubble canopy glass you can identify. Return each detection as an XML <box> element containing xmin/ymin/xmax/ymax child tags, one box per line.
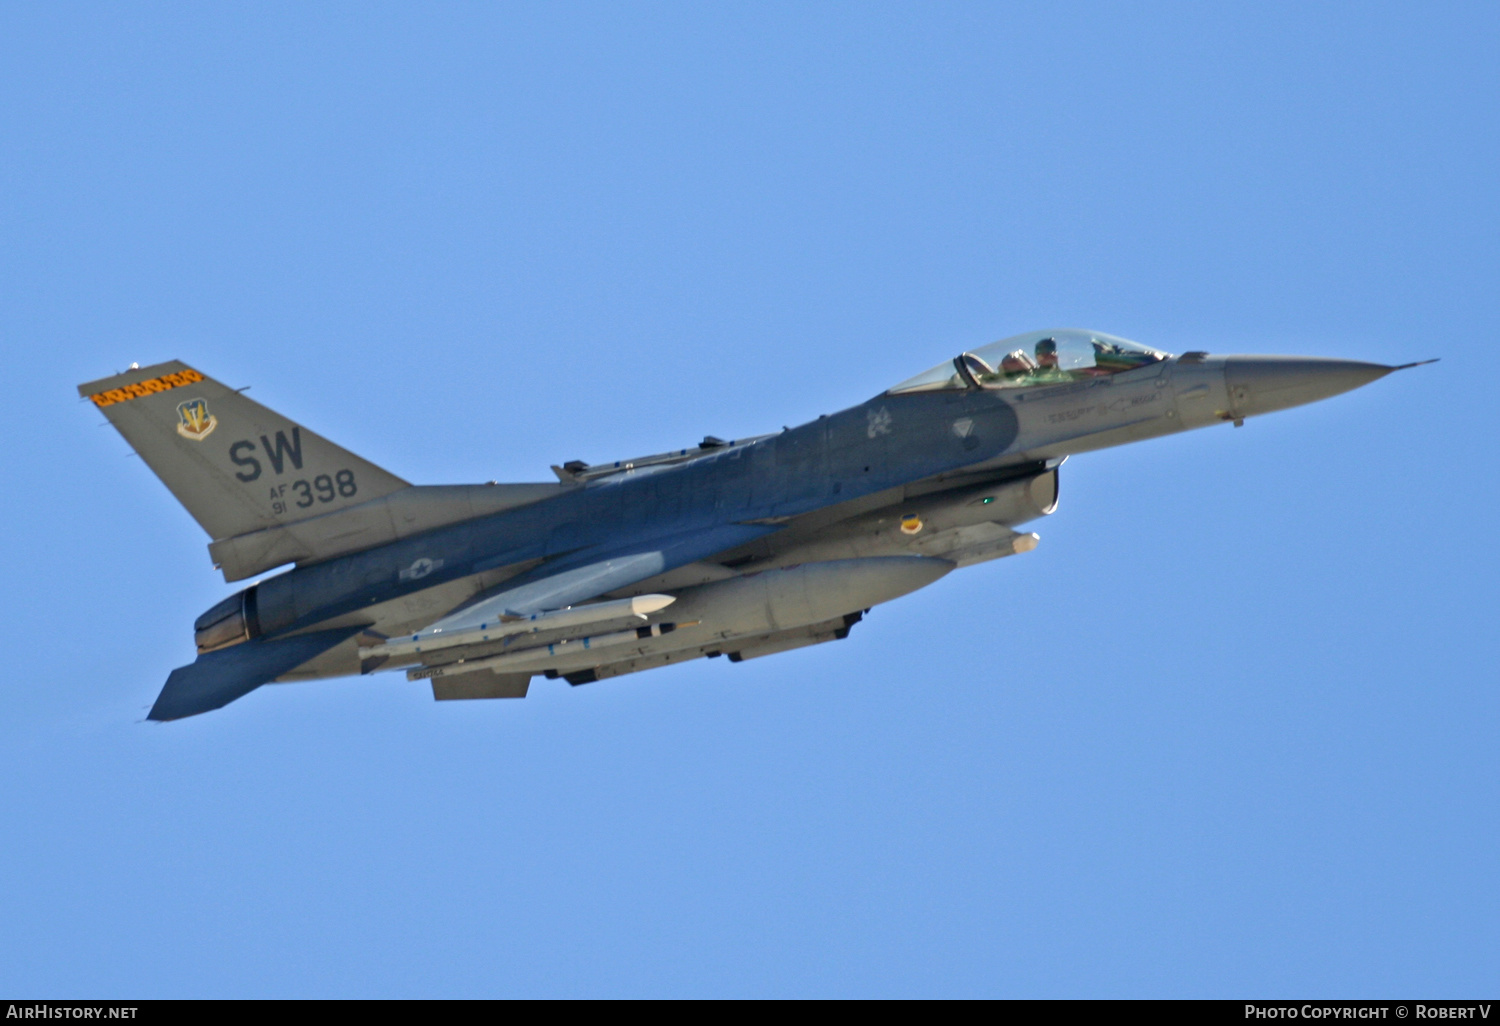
<box><xmin>888</xmin><ymin>329</ymin><xmax>1173</xmax><ymax>394</ymax></box>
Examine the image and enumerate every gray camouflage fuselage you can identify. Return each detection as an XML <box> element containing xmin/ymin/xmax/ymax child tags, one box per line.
<box><xmin>242</xmin><ymin>354</ymin><xmax>1380</xmax><ymax>671</ymax></box>
<box><xmin>79</xmin><ymin>338</ymin><xmax>1416</xmax><ymax>719</ymax></box>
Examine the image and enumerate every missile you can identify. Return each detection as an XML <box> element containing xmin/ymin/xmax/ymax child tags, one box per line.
<box><xmin>363</xmin><ymin>593</ymin><xmax>676</xmax><ymax>660</ymax></box>
<box><xmin>407</xmin><ymin>621</ymin><xmax>697</xmax><ymax>680</ymax></box>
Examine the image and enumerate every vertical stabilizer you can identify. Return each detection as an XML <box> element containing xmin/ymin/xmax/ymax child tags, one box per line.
<box><xmin>79</xmin><ymin>362</ymin><xmax>408</xmax><ymax>541</ymax></box>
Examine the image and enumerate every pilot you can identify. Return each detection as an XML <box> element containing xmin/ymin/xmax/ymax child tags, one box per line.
<box><xmin>1032</xmin><ymin>338</ymin><xmax>1071</xmax><ymax>382</ymax></box>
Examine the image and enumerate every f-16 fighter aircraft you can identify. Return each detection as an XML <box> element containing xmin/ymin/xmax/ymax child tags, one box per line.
<box><xmin>80</xmin><ymin>329</ymin><xmax>1432</xmax><ymax>720</ymax></box>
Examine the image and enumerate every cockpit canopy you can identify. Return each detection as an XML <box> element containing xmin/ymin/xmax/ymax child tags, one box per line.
<box><xmin>888</xmin><ymin>329</ymin><xmax>1172</xmax><ymax>394</ymax></box>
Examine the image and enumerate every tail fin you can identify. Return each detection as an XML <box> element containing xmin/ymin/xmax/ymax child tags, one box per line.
<box><xmin>79</xmin><ymin>361</ymin><xmax>408</xmax><ymax>542</ymax></box>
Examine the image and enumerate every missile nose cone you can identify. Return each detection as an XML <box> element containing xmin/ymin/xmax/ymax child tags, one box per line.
<box><xmin>630</xmin><ymin>594</ymin><xmax>677</xmax><ymax>616</ymax></box>
<box><xmin>1223</xmin><ymin>356</ymin><xmax>1394</xmax><ymax>418</ymax></box>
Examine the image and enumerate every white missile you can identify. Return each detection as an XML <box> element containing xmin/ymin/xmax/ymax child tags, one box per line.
<box><xmin>363</xmin><ymin>593</ymin><xmax>676</xmax><ymax>660</ymax></box>
<box><xmin>406</xmin><ymin>621</ymin><xmax>698</xmax><ymax>680</ymax></box>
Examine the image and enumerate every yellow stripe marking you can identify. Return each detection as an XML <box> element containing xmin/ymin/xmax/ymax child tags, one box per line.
<box><xmin>90</xmin><ymin>368</ymin><xmax>204</xmax><ymax>408</ymax></box>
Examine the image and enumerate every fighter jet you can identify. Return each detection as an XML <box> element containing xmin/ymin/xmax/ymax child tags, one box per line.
<box><xmin>79</xmin><ymin>329</ymin><xmax>1432</xmax><ymax>720</ymax></box>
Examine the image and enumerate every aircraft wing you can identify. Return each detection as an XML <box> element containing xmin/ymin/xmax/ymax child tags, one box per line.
<box><xmin>398</xmin><ymin>522</ymin><xmax>780</xmax><ymax>646</ymax></box>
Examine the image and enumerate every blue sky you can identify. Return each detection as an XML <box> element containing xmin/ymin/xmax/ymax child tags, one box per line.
<box><xmin>1</xmin><ymin>1</ymin><xmax>1496</xmax><ymax>997</ymax></box>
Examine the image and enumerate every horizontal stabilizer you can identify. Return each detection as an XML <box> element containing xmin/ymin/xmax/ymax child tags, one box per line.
<box><xmin>148</xmin><ymin>627</ymin><xmax>363</xmax><ymax>721</ymax></box>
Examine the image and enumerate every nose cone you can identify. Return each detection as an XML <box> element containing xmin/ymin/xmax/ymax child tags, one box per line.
<box><xmin>1223</xmin><ymin>356</ymin><xmax>1393</xmax><ymax>418</ymax></box>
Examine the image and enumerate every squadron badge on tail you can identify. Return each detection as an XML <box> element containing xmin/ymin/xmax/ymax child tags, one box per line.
<box><xmin>175</xmin><ymin>397</ymin><xmax>217</xmax><ymax>441</ymax></box>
